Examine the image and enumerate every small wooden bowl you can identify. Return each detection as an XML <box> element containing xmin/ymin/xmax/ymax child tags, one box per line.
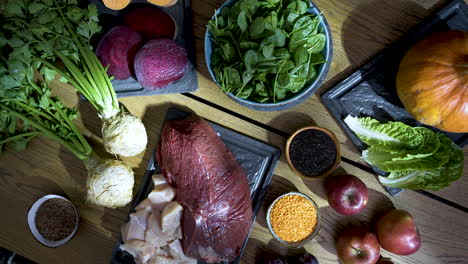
<box><xmin>286</xmin><ymin>126</ymin><xmax>341</xmax><ymax>179</ymax></box>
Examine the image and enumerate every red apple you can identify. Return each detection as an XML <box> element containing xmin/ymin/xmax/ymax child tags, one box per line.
<box><xmin>336</xmin><ymin>226</ymin><xmax>381</xmax><ymax>264</ymax></box>
<box><xmin>377</xmin><ymin>209</ymin><xmax>421</xmax><ymax>255</ymax></box>
<box><xmin>326</xmin><ymin>174</ymin><xmax>368</xmax><ymax>215</ymax></box>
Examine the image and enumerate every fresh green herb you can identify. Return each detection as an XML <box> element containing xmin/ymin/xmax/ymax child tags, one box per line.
<box><xmin>208</xmin><ymin>0</ymin><xmax>327</xmax><ymax>103</ymax></box>
<box><xmin>0</xmin><ymin>0</ymin><xmax>136</xmax><ymax>208</ymax></box>
<box><xmin>0</xmin><ymin>40</ymin><xmax>91</xmax><ymax>159</ymax></box>
<box><xmin>1</xmin><ymin>0</ymin><xmax>147</xmax><ymax>157</ymax></box>
<box><xmin>344</xmin><ymin>116</ymin><xmax>464</xmax><ymax>191</ymax></box>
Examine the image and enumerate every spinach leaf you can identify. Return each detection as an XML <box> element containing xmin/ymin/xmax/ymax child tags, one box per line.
<box><xmin>221</xmin><ymin>42</ymin><xmax>236</xmax><ymax>62</ymax></box>
<box><xmin>249</xmin><ymin>17</ymin><xmax>266</xmax><ymax>38</ymax></box>
<box><xmin>237</xmin><ymin>84</ymin><xmax>254</xmax><ymax>99</ymax></box>
<box><xmin>293</xmin><ymin>46</ymin><xmax>309</xmax><ymax>65</ymax></box>
<box><xmin>287</xmin><ymin>0</ymin><xmax>309</xmax><ymax>15</ymax></box>
<box><xmin>262</xmin><ymin>44</ymin><xmax>275</xmax><ymax>58</ymax></box>
<box><xmin>240</xmin><ymin>41</ymin><xmax>259</xmax><ymax>49</ymax></box>
<box><xmin>307</xmin><ymin>33</ymin><xmax>326</xmax><ymax>54</ymax></box>
<box><xmin>208</xmin><ymin>0</ymin><xmax>327</xmax><ymax>103</ymax></box>
<box><xmin>245</xmin><ymin>50</ymin><xmax>258</xmax><ymax>72</ymax></box>
<box><xmin>237</xmin><ymin>11</ymin><xmax>247</xmax><ymax>32</ymax></box>
<box><xmin>265</xmin><ymin>11</ymin><xmax>278</xmax><ymax>31</ymax></box>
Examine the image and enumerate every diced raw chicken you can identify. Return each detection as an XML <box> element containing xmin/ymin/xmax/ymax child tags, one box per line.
<box><xmin>155</xmin><ymin>247</ymin><xmax>169</xmax><ymax>257</ymax></box>
<box><xmin>148</xmin><ymin>209</ymin><xmax>175</xmax><ymax>242</ymax></box>
<box><xmin>120</xmin><ymin>240</ymin><xmax>155</xmax><ymax>264</ymax></box>
<box><xmin>149</xmin><ymin>255</ymin><xmax>179</xmax><ymax>264</ymax></box>
<box><xmin>132</xmin><ymin>209</ymin><xmax>151</xmax><ymax>228</ymax></box>
<box><xmin>168</xmin><ymin>240</ymin><xmax>197</xmax><ymax>264</ymax></box>
<box><xmin>135</xmin><ymin>198</ymin><xmax>153</xmax><ymax>212</ymax></box>
<box><xmin>145</xmin><ymin>228</ymin><xmax>168</xmax><ymax>248</ymax></box>
<box><xmin>148</xmin><ymin>184</ymin><xmax>176</xmax><ymax>210</ymax></box>
<box><xmin>152</xmin><ymin>174</ymin><xmax>167</xmax><ymax>186</ymax></box>
<box><xmin>121</xmin><ymin>222</ymin><xmax>130</xmax><ymax>242</ymax></box>
<box><xmin>161</xmin><ymin>201</ymin><xmax>183</xmax><ymax>235</ymax></box>
<box><xmin>123</xmin><ymin>209</ymin><xmax>150</xmax><ymax>242</ymax></box>
<box><xmin>174</xmin><ymin>226</ymin><xmax>182</xmax><ymax>240</ymax></box>
<box><xmin>167</xmin><ymin>240</ymin><xmax>183</xmax><ymax>258</ymax></box>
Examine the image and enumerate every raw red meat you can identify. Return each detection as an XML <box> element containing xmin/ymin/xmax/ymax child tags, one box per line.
<box><xmin>134</xmin><ymin>39</ymin><xmax>188</xmax><ymax>89</ymax></box>
<box><xmin>124</xmin><ymin>7</ymin><xmax>176</xmax><ymax>39</ymax></box>
<box><xmin>95</xmin><ymin>26</ymin><xmax>142</xmax><ymax>80</ymax></box>
<box><xmin>157</xmin><ymin>116</ymin><xmax>253</xmax><ymax>263</ymax></box>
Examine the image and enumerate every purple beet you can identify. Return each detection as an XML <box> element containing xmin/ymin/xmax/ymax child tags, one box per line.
<box><xmin>134</xmin><ymin>39</ymin><xmax>188</xmax><ymax>89</ymax></box>
<box><xmin>96</xmin><ymin>26</ymin><xmax>143</xmax><ymax>80</ymax></box>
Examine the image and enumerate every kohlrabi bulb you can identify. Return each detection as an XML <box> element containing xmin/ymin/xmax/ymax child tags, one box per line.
<box><xmin>86</xmin><ymin>158</ymin><xmax>134</xmax><ymax>208</ymax></box>
<box><xmin>102</xmin><ymin>111</ymin><xmax>147</xmax><ymax>157</ymax></box>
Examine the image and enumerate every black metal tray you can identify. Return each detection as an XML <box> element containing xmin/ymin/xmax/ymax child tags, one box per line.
<box><xmin>90</xmin><ymin>0</ymin><xmax>198</xmax><ymax>98</ymax></box>
<box><xmin>321</xmin><ymin>0</ymin><xmax>468</xmax><ymax>196</ymax></box>
<box><xmin>111</xmin><ymin>108</ymin><xmax>281</xmax><ymax>264</ymax></box>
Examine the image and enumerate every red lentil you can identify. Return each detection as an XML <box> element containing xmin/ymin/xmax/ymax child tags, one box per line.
<box><xmin>269</xmin><ymin>194</ymin><xmax>317</xmax><ymax>242</ymax></box>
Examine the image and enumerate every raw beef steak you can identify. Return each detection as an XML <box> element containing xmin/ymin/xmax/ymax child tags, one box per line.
<box><xmin>157</xmin><ymin>116</ymin><xmax>253</xmax><ymax>263</ymax></box>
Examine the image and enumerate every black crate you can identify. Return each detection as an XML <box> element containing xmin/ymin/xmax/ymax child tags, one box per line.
<box><xmin>111</xmin><ymin>108</ymin><xmax>281</xmax><ymax>264</ymax></box>
<box><xmin>322</xmin><ymin>0</ymin><xmax>468</xmax><ymax>196</ymax></box>
<box><xmin>90</xmin><ymin>0</ymin><xmax>198</xmax><ymax>97</ymax></box>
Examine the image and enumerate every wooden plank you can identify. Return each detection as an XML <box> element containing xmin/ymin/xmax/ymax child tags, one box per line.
<box><xmin>190</xmin><ymin>0</ymin><xmax>468</xmax><ymax>207</ymax></box>
<box><xmin>0</xmin><ymin>141</ymin><xmax>121</xmax><ymax>264</ymax></box>
<box><xmin>242</xmin><ymin>163</ymin><xmax>468</xmax><ymax>264</ymax></box>
<box><xmin>1</xmin><ymin>86</ymin><xmax>466</xmax><ymax>263</ymax></box>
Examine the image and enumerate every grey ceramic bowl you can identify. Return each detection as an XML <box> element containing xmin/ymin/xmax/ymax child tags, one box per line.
<box><xmin>204</xmin><ymin>0</ymin><xmax>333</xmax><ymax>111</ymax></box>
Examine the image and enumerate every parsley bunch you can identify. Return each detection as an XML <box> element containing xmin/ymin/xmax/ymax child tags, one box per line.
<box><xmin>1</xmin><ymin>0</ymin><xmax>119</xmax><ymax>119</ymax></box>
<box><xmin>1</xmin><ymin>0</ymin><xmax>148</xmax><ymax>157</ymax></box>
<box><xmin>208</xmin><ymin>0</ymin><xmax>327</xmax><ymax>103</ymax></box>
<box><xmin>0</xmin><ymin>0</ymin><xmax>105</xmax><ymax>158</ymax></box>
<box><xmin>0</xmin><ymin>45</ymin><xmax>92</xmax><ymax>159</ymax></box>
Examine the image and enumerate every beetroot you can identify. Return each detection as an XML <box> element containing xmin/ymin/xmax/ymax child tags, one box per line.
<box><xmin>96</xmin><ymin>26</ymin><xmax>142</xmax><ymax>80</ymax></box>
<box><xmin>124</xmin><ymin>7</ymin><xmax>177</xmax><ymax>39</ymax></box>
<box><xmin>134</xmin><ymin>39</ymin><xmax>188</xmax><ymax>89</ymax></box>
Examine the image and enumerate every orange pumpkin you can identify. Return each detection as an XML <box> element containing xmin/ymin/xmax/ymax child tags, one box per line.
<box><xmin>396</xmin><ymin>30</ymin><xmax>468</xmax><ymax>133</ymax></box>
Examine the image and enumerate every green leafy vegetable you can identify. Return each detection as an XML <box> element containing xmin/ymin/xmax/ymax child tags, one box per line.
<box><xmin>0</xmin><ymin>60</ymin><xmax>91</xmax><ymax>160</ymax></box>
<box><xmin>1</xmin><ymin>0</ymin><xmax>147</xmax><ymax>157</ymax></box>
<box><xmin>0</xmin><ymin>0</ymin><xmax>136</xmax><ymax>208</ymax></box>
<box><xmin>344</xmin><ymin>115</ymin><xmax>464</xmax><ymax>190</ymax></box>
<box><xmin>208</xmin><ymin>0</ymin><xmax>327</xmax><ymax>103</ymax></box>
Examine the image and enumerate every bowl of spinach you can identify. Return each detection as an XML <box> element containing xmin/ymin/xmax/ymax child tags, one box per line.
<box><xmin>205</xmin><ymin>0</ymin><xmax>332</xmax><ymax>111</ymax></box>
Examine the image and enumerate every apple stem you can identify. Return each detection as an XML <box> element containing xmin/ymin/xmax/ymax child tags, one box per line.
<box><xmin>352</xmin><ymin>246</ymin><xmax>363</xmax><ymax>256</ymax></box>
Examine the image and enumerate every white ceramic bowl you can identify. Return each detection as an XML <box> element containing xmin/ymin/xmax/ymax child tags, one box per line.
<box><xmin>27</xmin><ymin>194</ymin><xmax>79</xmax><ymax>247</ymax></box>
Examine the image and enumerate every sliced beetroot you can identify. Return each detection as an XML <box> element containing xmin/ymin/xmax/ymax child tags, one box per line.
<box><xmin>96</xmin><ymin>26</ymin><xmax>143</xmax><ymax>80</ymax></box>
<box><xmin>124</xmin><ymin>7</ymin><xmax>177</xmax><ymax>39</ymax></box>
<box><xmin>134</xmin><ymin>39</ymin><xmax>188</xmax><ymax>89</ymax></box>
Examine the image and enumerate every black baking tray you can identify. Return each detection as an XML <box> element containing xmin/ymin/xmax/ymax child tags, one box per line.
<box><xmin>111</xmin><ymin>108</ymin><xmax>281</xmax><ymax>264</ymax></box>
<box><xmin>321</xmin><ymin>0</ymin><xmax>468</xmax><ymax>196</ymax></box>
<box><xmin>90</xmin><ymin>0</ymin><xmax>198</xmax><ymax>98</ymax></box>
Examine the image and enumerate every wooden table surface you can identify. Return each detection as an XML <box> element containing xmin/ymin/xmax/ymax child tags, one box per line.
<box><xmin>1</xmin><ymin>0</ymin><xmax>467</xmax><ymax>263</ymax></box>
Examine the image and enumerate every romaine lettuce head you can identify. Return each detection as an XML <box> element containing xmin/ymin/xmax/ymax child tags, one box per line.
<box><xmin>378</xmin><ymin>138</ymin><xmax>464</xmax><ymax>190</ymax></box>
<box><xmin>345</xmin><ymin>115</ymin><xmax>464</xmax><ymax>190</ymax></box>
<box><xmin>344</xmin><ymin>115</ymin><xmax>424</xmax><ymax>151</ymax></box>
<box><xmin>363</xmin><ymin>133</ymin><xmax>449</xmax><ymax>172</ymax></box>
